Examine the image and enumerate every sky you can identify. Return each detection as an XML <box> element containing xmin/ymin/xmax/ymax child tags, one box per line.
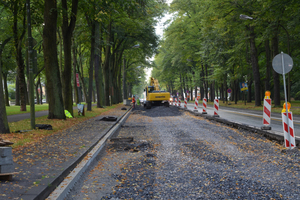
<box><xmin>144</xmin><ymin>0</ymin><xmax>173</xmax><ymax>81</ymax></box>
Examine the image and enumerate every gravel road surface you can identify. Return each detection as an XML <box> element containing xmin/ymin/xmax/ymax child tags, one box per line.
<box><xmin>66</xmin><ymin>105</ymin><xmax>300</xmax><ymax>199</ymax></box>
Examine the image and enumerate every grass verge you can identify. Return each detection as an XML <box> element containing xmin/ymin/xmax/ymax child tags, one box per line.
<box><xmin>5</xmin><ymin>102</ymin><xmax>93</xmax><ymax>116</ymax></box>
<box><xmin>6</xmin><ymin>104</ymin><xmax>49</xmax><ymax>116</ymax></box>
<box><xmin>1</xmin><ymin>104</ymin><xmax>120</xmax><ymax>150</ymax></box>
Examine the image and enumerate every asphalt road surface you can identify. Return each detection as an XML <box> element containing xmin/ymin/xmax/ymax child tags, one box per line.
<box><xmin>184</xmin><ymin>103</ymin><xmax>300</xmax><ymax>138</ymax></box>
<box><xmin>65</xmin><ymin>105</ymin><xmax>300</xmax><ymax>199</ymax></box>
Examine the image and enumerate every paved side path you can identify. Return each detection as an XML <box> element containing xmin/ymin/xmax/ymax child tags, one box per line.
<box><xmin>0</xmin><ymin>104</ymin><xmax>130</xmax><ymax>200</ymax></box>
<box><xmin>7</xmin><ymin>111</ymin><xmax>49</xmax><ymax>122</ymax></box>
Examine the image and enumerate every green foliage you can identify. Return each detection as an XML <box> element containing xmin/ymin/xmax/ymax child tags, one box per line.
<box><xmin>153</xmin><ymin>0</ymin><xmax>300</xmax><ymax>102</ymax></box>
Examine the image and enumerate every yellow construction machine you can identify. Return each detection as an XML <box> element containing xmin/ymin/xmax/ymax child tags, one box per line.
<box><xmin>144</xmin><ymin>77</ymin><xmax>170</xmax><ymax>109</ymax></box>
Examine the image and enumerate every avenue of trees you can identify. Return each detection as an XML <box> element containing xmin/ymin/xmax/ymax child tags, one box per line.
<box><xmin>0</xmin><ymin>0</ymin><xmax>167</xmax><ymax>133</ymax></box>
<box><xmin>153</xmin><ymin>0</ymin><xmax>300</xmax><ymax>107</ymax></box>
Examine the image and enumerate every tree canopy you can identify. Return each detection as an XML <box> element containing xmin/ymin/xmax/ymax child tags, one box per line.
<box><xmin>153</xmin><ymin>0</ymin><xmax>300</xmax><ymax>106</ymax></box>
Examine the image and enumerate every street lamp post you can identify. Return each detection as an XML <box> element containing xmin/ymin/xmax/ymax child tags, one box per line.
<box><xmin>239</xmin><ymin>14</ymin><xmax>261</xmax><ymax>106</ymax></box>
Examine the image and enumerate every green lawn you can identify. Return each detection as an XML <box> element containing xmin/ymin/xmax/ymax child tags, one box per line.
<box><xmin>6</xmin><ymin>104</ymin><xmax>49</xmax><ymax>116</ymax></box>
<box><xmin>5</xmin><ymin>102</ymin><xmax>92</xmax><ymax>116</ymax></box>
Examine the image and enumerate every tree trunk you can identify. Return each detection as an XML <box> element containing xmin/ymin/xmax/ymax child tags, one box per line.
<box><xmin>193</xmin><ymin>72</ymin><xmax>197</xmax><ymax>100</ymax></box>
<box><xmin>79</xmin><ymin>60</ymin><xmax>88</xmax><ymax>103</ymax></box>
<box><xmin>94</xmin><ymin>21</ymin><xmax>103</xmax><ymax>108</ymax></box>
<box><xmin>39</xmin><ymin>80</ymin><xmax>43</xmax><ymax>104</ymax></box>
<box><xmin>103</xmin><ymin>21</ymin><xmax>112</xmax><ymax>106</ymax></box>
<box><xmin>249</xmin><ymin>26</ymin><xmax>261</xmax><ymax>106</ymax></box>
<box><xmin>183</xmin><ymin>76</ymin><xmax>187</xmax><ymax>99</ymax></box>
<box><xmin>13</xmin><ymin>1</ymin><xmax>26</xmax><ymax>111</ymax></box>
<box><xmin>271</xmin><ymin>34</ymin><xmax>280</xmax><ymax>106</ymax></box>
<box><xmin>0</xmin><ymin>65</ymin><xmax>10</xmax><ymax>133</ymax></box>
<box><xmin>200</xmin><ymin>66</ymin><xmax>204</xmax><ymax>100</ymax></box>
<box><xmin>264</xmin><ymin>40</ymin><xmax>271</xmax><ymax>91</ymax></box>
<box><xmin>87</xmin><ymin>21</ymin><xmax>95</xmax><ymax>111</ymax></box>
<box><xmin>72</xmin><ymin>39</ymin><xmax>79</xmax><ymax>104</ymax></box>
<box><xmin>58</xmin><ymin>30</ymin><xmax>63</xmax><ymax>90</ymax></box>
<box><xmin>234</xmin><ymin>80</ymin><xmax>238</xmax><ymax>104</ymax></box>
<box><xmin>205</xmin><ymin>64</ymin><xmax>208</xmax><ymax>99</ymax></box>
<box><xmin>35</xmin><ymin>78</ymin><xmax>40</xmax><ymax>105</ymax></box>
<box><xmin>123</xmin><ymin>58</ymin><xmax>127</xmax><ymax>100</ymax></box>
<box><xmin>179</xmin><ymin>74</ymin><xmax>184</xmax><ymax>99</ymax></box>
<box><xmin>0</xmin><ymin>39</ymin><xmax>11</xmax><ymax>133</ymax></box>
<box><xmin>223</xmin><ymin>74</ymin><xmax>227</xmax><ymax>104</ymax></box>
<box><xmin>43</xmin><ymin>0</ymin><xmax>65</xmax><ymax>119</ymax></box>
<box><xmin>61</xmin><ymin>0</ymin><xmax>78</xmax><ymax>116</ymax></box>
<box><xmin>247</xmin><ymin>79</ymin><xmax>253</xmax><ymax>103</ymax></box>
<box><xmin>3</xmin><ymin>72</ymin><xmax>10</xmax><ymax>106</ymax></box>
<box><xmin>15</xmin><ymin>75</ymin><xmax>20</xmax><ymax>106</ymax></box>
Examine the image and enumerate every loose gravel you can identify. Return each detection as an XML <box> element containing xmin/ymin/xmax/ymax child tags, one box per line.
<box><xmin>66</xmin><ymin>105</ymin><xmax>300</xmax><ymax>199</ymax></box>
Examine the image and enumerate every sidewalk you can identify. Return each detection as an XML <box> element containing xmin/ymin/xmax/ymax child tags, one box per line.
<box><xmin>0</xmin><ymin>104</ymin><xmax>131</xmax><ymax>200</ymax></box>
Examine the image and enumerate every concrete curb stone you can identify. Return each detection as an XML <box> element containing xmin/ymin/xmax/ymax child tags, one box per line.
<box><xmin>20</xmin><ymin>105</ymin><xmax>132</xmax><ymax>200</ymax></box>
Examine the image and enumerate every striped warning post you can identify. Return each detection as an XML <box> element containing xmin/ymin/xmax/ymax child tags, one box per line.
<box><xmin>178</xmin><ymin>97</ymin><xmax>181</xmax><ymax>107</ymax></box>
<box><xmin>261</xmin><ymin>98</ymin><xmax>272</xmax><ymax>130</ymax></box>
<box><xmin>184</xmin><ymin>97</ymin><xmax>187</xmax><ymax>109</ymax></box>
<box><xmin>282</xmin><ymin>112</ymin><xmax>295</xmax><ymax>149</ymax></box>
<box><xmin>175</xmin><ymin>98</ymin><xmax>177</xmax><ymax>106</ymax></box>
<box><xmin>194</xmin><ymin>98</ymin><xmax>198</xmax><ymax>112</ymax></box>
<box><xmin>213</xmin><ymin>99</ymin><xmax>219</xmax><ymax>117</ymax></box>
<box><xmin>202</xmin><ymin>98</ymin><xmax>207</xmax><ymax>114</ymax></box>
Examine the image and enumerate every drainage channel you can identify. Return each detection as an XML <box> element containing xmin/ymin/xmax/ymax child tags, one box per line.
<box><xmin>47</xmin><ymin>107</ymin><xmax>132</xmax><ymax>200</ymax></box>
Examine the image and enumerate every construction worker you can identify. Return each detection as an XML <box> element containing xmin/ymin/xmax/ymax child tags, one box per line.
<box><xmin>132</xmin><ymin>95</ymin><xmax>136</xmax><ymax>108</ymax></box>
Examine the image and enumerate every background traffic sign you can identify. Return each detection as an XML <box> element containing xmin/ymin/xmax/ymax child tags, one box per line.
<box><xmin>272</xmin><ymin>53</ymin><xmax>293</xmax><ymax>74</ymax></box>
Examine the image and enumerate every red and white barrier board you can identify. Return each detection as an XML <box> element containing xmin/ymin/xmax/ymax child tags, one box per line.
<box><xmin>194</xmin><ymin>98</ymin><xmax>198</xmax><ymax>112</ymax></box>
<box><xmin>282</xmin><ymin>112</ymin><xmax>295</xmax><ymax>149</ymax></box>
<box><xmin>214</xmin><ymin>99</ymin><xmax>219</xmax><ymax>117</ymax></box>
<box><xmin>263</xmin><ymin>98</ymin><xmax>272</xmax><ymax>127</ymax></box>
<box><xmin>178</xmin><ymin>98</ymin><xmax>181</xmax><ymax>107</ymax></box>
<box><xmin>184</xmin><ymin>97</ymin><xmax>187</xmax><ymax>109</ymax></box>
<box><xmin>202</xmin><ymin>98</ymin><xmax>207</xmax><ymax>114</ymax></box>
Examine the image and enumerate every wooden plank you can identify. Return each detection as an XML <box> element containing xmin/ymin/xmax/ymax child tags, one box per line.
<box><xmin>0</xmin><ymin>172</ymin><xmax>18</xmax><ymax>181</ymax></box>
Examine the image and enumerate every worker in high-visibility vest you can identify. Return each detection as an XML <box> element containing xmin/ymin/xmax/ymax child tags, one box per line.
<box><xmin>137</xmin><ymin>97</ymin><xmax>140</xmax><ymax>106</ymax></box>
<box><xmin>132</xmin><ymin>95</ymin><xmax>136</xmax><ymax>108</ymax></box>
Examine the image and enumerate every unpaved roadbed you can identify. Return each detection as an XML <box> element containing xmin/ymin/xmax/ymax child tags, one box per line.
<box><xmin>67</xmin><ymin>106</ymin><xmax>300</xmax><ymax>199</ymax></box>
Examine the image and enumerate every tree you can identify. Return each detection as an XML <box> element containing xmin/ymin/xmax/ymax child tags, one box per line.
<box><xmin>61</xmin><ymin>0</ymin><xmax>79</xmax><ymax>116</ymax></box>
<box><xmin>0</xmin><ymin>38</ymin><xmax>11</xmax><ymax>133</ymax></box>
<box><xmin>43</xmin><ymin>0</ymin><xmax>65</xmax><ymax>119</ymax></box>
